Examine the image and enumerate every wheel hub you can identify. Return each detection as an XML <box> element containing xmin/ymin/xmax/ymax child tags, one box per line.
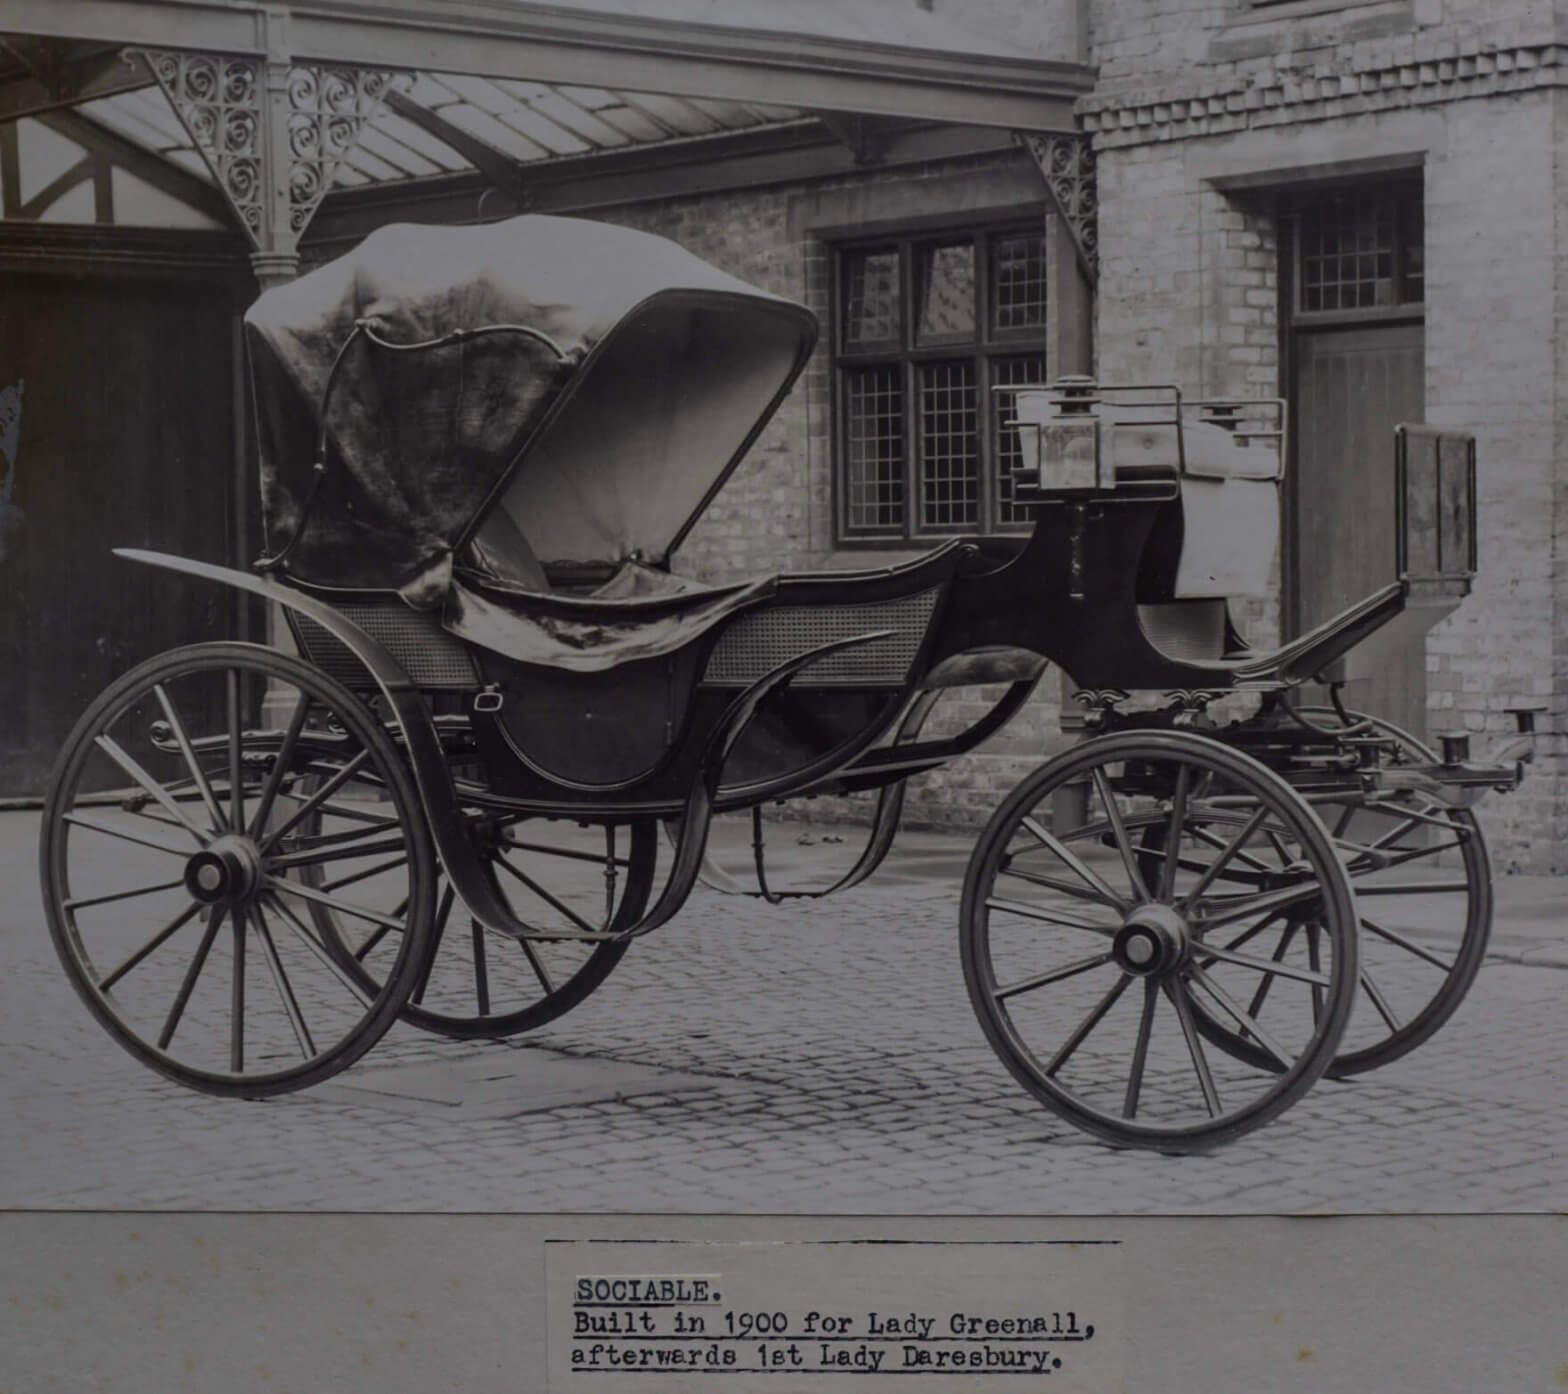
<box><xmin>184</xmin><ymin>835</ymin><xmax>263</xmax><ymax>906</ymax></box>
<box><xmin>1113</xmin><ymin>902</ymin><xmax>1190</xmax><ymax>977</ymax></box>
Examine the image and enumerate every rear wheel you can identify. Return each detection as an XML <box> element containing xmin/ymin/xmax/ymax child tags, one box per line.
<box><xmin>305</xmin><ymin>807</ymin><xmax>656</xmax><ymax>1039</ymax></box>
<box><xmin>961</xmin><ymin>731</ymin><xmax>1358</xmax><ymax>1152</ymax></box>
<box><xmin>40</xmin><ymin>642</ymin><xmax>436</xmax><ymax>1097</ymax></box>
<box><xmin>1199</xmin><ymin>707</ymin><xmax>1493</xmax><ymax>1077</ymax></box>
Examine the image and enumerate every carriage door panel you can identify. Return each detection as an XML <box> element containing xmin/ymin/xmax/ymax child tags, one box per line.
<box><xmin>1292</xmin><ymin>325</ymin><xmax>1425</xmax><ymax>735</ymax></box>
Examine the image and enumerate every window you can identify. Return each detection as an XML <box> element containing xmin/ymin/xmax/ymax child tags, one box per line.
<box><xmin>835</xmin><ymin>224</ymin><xmax>1048</xmax><ymax>540</ymax></box>
<box><xmin>1289</xmin><ymin>184</ymin><xmax>1423</xmax><ymax>317</ymax></box>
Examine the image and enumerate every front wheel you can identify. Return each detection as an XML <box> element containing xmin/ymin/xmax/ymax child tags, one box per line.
<box><xmin>960</xmin><ymin>730</ymin><xmax>1358</xmax><ymax>1152</ymax></box>
<box><xmin>40</xmin><ymin>642</ymin><xmax>436</xmax><ymax>1097</ymax></box>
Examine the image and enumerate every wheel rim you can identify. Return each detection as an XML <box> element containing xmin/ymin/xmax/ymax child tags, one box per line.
<box><xmin>961</xmin><ymin>732</ymin><xmax>1358</xmax><ymax>1152</ymax></box>
<box><xmin>41</xmin><ymin>643</ymin><xmax>435</xmax><ymax>1096</ymax></box>
<box><xmin>306</xmin><ymin>808</ymin><xmax>655</xmax><ymax>1040</ymax></box>
<box><xmin>1199</xmin><ymin>707</ymin><xmax>1492</xmax><ymax>1077</ymax></box>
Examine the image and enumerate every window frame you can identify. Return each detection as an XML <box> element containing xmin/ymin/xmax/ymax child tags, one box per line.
<box><xmin>831</xmin><ymin>219</ymin><xmax>1051</xmax><ymax>545</ymax></box>
<box><xmin>1284</xmin><ymin>178</ymin><xmax>1425</xmax><ymax>327</ymax></box>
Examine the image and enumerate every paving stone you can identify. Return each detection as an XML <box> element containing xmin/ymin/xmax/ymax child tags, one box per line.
<box><xmin>3</xmin><ymin>811</ymin><xmax>1565</xmax><ymax>1213</ymax></box>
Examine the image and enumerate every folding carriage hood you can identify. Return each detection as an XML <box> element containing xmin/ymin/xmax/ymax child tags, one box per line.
<box><xmin>244</xmin><ymin>214</ymin><xmax>818</xmax><ymax>607</ymax></box>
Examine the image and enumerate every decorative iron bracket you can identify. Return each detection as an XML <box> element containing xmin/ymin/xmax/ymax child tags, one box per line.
<box><xmin>131</xmin><ymin>48</ymin><xmax>395</xmax><ymax>274</ymax></box>
<box><xmin>1017</xmin><ymin>130</ymin><xmax>1097</xmax><ymax>284</ymax></box>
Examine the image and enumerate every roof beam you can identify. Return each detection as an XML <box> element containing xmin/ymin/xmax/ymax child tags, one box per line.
<box><xmin>35</xmin><ymin>106</ymin><xmax>235</xmax><ymax>228</ymax></box>
<box><xmin>381</xmin><ymin>87</ymin><xmax>525</xmax><ymax>195</ymax></box>
<box><xmin>0</xmin><ymin>40</ymin><xmax>153</xmax><ymax>121</ymax></box>
<box><xmin>304</xmin><ymin>120</ymin><xmax>1028</xmax><ymax>251</ymax></box>
<box><xmin>0</xmin><ymin>1</ymin><xmax>1089</xmax><ymax>130</ymax></box>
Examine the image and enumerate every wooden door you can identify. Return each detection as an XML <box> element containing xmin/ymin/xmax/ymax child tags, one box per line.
<box><xmin>0</xmin><ymin>268</ymin><xmax>239</xmax><ymax>796</ymax></box>
<box><xmin>1291</xmin><ymin>323</ymin><xmax>1426</xmax><ymax>736</ymax></box>
<box><xmin>1285</xmin><ymin>181</ymin><xmax>1427</xmax><ymax>739</ymax></box>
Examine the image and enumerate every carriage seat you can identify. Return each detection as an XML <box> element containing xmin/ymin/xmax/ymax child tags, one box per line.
<box><xmin>1103</xmin><ymin>407</ymin><xmax>1282</xmax><ymax>601</ymax></box>
<box><xmin>1096</xmin><ymin>405</ymin><xmax>1281</xmax><ymax>666</ymax></box>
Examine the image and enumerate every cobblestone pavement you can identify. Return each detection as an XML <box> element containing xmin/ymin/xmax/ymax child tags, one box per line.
<box><xmin>2</xmin><ymin>810</ymin><xmax>1564</xmax><ymax>1213</ymax></box>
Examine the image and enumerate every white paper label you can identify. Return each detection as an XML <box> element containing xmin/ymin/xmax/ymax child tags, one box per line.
<box><xmin>546</xmin><ymin>1240</ymin><xmax>1124</xmax><ymax>1393</ymax></box>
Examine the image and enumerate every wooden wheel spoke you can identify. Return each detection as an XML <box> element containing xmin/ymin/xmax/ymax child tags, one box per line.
<box><xmin>230</xmin><ymin>905</ymin><xmax>247</xmax><ymax>1072</ymax></box>
<box><xmin>1123</xmin><ymin>978</ymin><xmax>1158</xmax><ymax>1118</ymax></box>
<box><xmin>1183</xmin><ymin>806</ymin><xmax>1270</xmax><ymax>900</ymax></box>
<box><xmin>993</xmin><ymin>951</ymin><xmax>1114</xmax><ymax>1003</ymax></box>
<box><xmin>319</xmin><ymin>855</ymin><xmax>409</xmax><ymax>895</ymax></box>
<box><xmin>1186</xmin><ymin>966</ymin><xmax>1294</xmax><ymax>1071</ymax></box>
<box><xmin>985</xmin><ymin>897</ymin><xmax>1118</xmax><ymax>935</ymax></box>
<box><xmin>353</xmin><ymin>924</ymin><xmax>394</xmax><ymax>963</ymax></box>
<box><xmin>1185</xmin><ymin>821</ymin><xmax>1273</xmax><ymax>873</ymax></box>
<box><xmin>1164</xmin><ymin>980</ymin><xmax>1222</xmax><ymax>1117</ymax></box>
<box><xmin>258</xmin><ymin>749</ymin><xmax>371</xmax><ymax>853</ymax></box>
<box><xmin>1020</xmin><ymin>815</ymin><xmax>1128</xmax><ymax>910</ymax></box>
<box><xmin>1355</xmin><ymin>842</ymin><xmax>1468</xmax><ymax>874</ymax></box>
<box><xmin>262</xmin><ymin>892</ymin><xmax>375</xmax><ymax>1008</ymax></box>
<box><xmin>1360</xmin><ymin>969</ymin><xmax>1403</xmax><ymax>1033</ymax></box>
<box><xmin>1244</xmin><ymin>923</ymin><xmax>1298</xmax><ymax>1019</ymax></box>
<box><xmin>1196</xmin><ymin>880</ymin><xmax>1323</xmax><ymax>929</ymax></box>
<box><xmin>1195</xmin><ymin>938</ymin><xmax>1331</xmax><ymax>987</ymax></box>
<box><xmin>998</xmin><ymin>861</ymin><xmax>1124</xmax><ymax>908</ymax></box>
<box><xmin>265</xmin><ymin>875</ymin><xmax>407</xmax><ymax>932</ymax></box>
<box><xmin>93</xmin><ymin>735</ymin><xmax>211</xmax><ymax>846</ymax></box>
<box><xmin>1360</xmin><ymin>916</ymin><xmax>1455</xmax><ymax>972</ymax></box>
<box><xmin>1306</xmin><ymin>924</ymin><xmax>1324</xmax><ymax>1025</ymax></box>
<box><xmin>248</xmin><ymin>694</ymin><xmax>312</xmax><ymax>839</ymax></box>
<box><xmin>226</xmin><ymin>669</ymin><xmax>245</xmax><ymax>834</ymax></box>
<box><xmin>1043</xmin><ymin>973</ymin><xmax>1132</xmax><ymax>1077</ymax></box>
<box><xmin>152</xmin><ymin>683</ymin><xmax>227</xmax><ymax>834</ymax></box>
<box><xmin>1354</xmin><ymin>879</ymin><xmax>1470</xmax><ymax>898</ymax></box>
<box><xmin>503</xmin><ymin>837</ymin><xmax>633</xmax><ymax>870</ymax></box>
<box><xmin>519</xmin><ymin>937</ymin><xmax>557</xmax><ymax>996</ymax></box>
<box><xmin>290</xmin><ymin>803</ymin><xmax>400</xmax><ymax>831</ymax></box>
<box><xmin>493</xmin><ymin>855</ymin><xmax>596</xmax><ymax>934</ymax></box>
<box><xmin>253</xmin><ymin>902</ymin><xmax>317</xmax><ymax>1059</ymax></box>
<box><xmin>63</xmin><ymin>813</ymin><xmax>190</xmax><ymax>859</ymax></box>
<box><xmin>98</xmin><ymin>901</ymin><xmax>203</xmax><ymax>992</ymax></box>
<box><xmin>65</xmin><ymin>877</ymin><xmax>187</xmax><ymax>912</ymax></box>
<box><xmin>1159</xmin><ymin>764</ymin><xmax>1191</xmax><ymax>901</ymax></box>
<box><xmin>268</xmin><ymin>836</ymin><xmax>410</xmax><ymax>872</ymax></box>
<box><xmin>412</xmin><ymin>886</ymin><xmax>456</xmax><ymax>1006</ymax></box>
<box><xmin>471</xmin><ymin>920</ymin><xmax>491</xmax><ymax>1015</ymax></box>
<box><xmin>157</xmin><ymin>908</ymin><xmax>225</xmax><ymax>1050</ymax></box>
<box><xmin>1089</xmin><ymin>768</ymin><xmax>1144</xmax><ymax>900</ymax></box>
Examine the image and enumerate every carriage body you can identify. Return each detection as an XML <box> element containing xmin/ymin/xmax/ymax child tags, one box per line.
<box><xmin>39</xmin><ymin>214</ymin><xmax>1534</xmax><ymax>1152</ymax></box>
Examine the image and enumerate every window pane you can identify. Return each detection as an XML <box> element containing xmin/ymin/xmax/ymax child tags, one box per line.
<box><xmin>1400</xmin><ymin>192</ymin><xmax>1424</xmax><ymax>304</ymax></box>
<box><xmin>843</xmin><ymin>248</ymin><xmax>902</xmax><ymax>348</ymax></box>
<box><xmin>844</xmin><ymin>365</ymin><xmax>905</xmax><ymax>532</ymax></box>
<box><xmin>992</xmin><ymin>232</ymin><xmax>1048</xmax><ymax>333</ymax></box>
<box><xmin>992</xmin><ymin>355</ymin><xmax>1047</xmax><ymax>526</ymax></box>
<box><xmin>1299</xmin><ymin>193</ymin><xmax>1396</xmax><ymax>311</ymax></box>
<box><xmin>916</xmin><ymin>241</ymin><xmax>976</xmax><ymax>343</ymax></box>
<box><xmin>917</xmin><ymin>361</ymin><xmax>978</xmax><ymax>531</ymax></box>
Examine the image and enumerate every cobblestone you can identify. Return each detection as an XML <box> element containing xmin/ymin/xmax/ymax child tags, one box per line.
<box><xmin>2</xmin><ymin>812</ymin><xmax>1565</xmax><ymax>1213</ymax></box>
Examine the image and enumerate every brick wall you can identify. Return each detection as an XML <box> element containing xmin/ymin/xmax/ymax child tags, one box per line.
<box><xmin>1087</xmin><ymin>0</ymin><xmax>1564</xmax><ymax>868</ymax></box>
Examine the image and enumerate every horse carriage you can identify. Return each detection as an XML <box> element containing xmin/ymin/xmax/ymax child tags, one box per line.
<box><xmin>39</xmin><ymin>214</ymin><xmax>1535</xmax><ymax>1152</ymax></box>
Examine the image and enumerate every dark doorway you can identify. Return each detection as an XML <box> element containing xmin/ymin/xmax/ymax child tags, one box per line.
<box><xmin>1284</xmin><ymin>181</ymin><xmax>1427</xmax><ymax>738</ymax></box>
<box><xmin>0</xmin><ymin>263</ymin><xmax>242</xmax><ymax>795</ymax></box>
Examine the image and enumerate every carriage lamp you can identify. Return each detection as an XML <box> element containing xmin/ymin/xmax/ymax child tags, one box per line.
<box><xmin>1011</xmin><ymin>377</ymin><xmax>1107</xmax><ymax>493</ymax></box>
<box><xmin>1507</xmin><ymin>704</ymin><xmax>1546</xmax><ymax>736</ymax></box>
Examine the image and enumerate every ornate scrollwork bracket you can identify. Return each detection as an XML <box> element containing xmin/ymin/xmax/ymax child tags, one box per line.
<box><xmin>132</xmin><ymin>49</ymin><xmax>395</xmax><ymax>280</ymax></box>
<box><xmin>1017</xmin><ymin>130</ymin><xmax>1097</xmax><ymax>285</ymax></box>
